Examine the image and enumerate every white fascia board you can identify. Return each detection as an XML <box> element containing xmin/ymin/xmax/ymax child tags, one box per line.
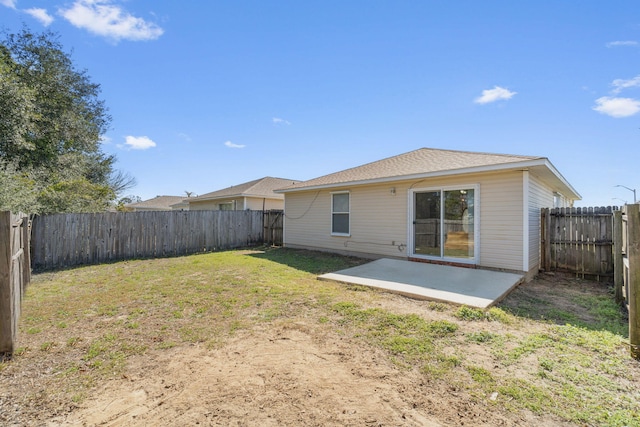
<box><xmin>541</xmin><ymin>158</ymin><xmax>581</xmax><ymax>200</ymax></box>
<box><xmin>191</xmin><ymin>194</ymin><xmax>243</xmax><ymax>202</ymax></box>
<box><xmin>242</xmin><ymin>193</ymin><xmax>284</xmax><ymax>199</ymax></box>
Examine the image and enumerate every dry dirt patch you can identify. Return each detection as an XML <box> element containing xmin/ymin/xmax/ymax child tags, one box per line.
<box><xmin>47</xmin><ymin>309</ymin><xmax>567</xmax><ymax>427</ymax></box>
<box><xmin>53</xmin><ymin>322</ymin><xmax>447</xmax><ymax>427</ymax></box>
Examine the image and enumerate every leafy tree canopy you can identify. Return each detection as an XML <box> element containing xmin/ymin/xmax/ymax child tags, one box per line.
<box><xmin>0</xmin><ymin>27</ymin><xmax>135</xmax><ymax>213</ymax></box>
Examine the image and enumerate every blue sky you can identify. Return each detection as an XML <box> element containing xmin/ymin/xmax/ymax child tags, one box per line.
<box><xmin>1</xmin><ymin>1</ymin><xmax>639</xmax><ymax>206</ymax></box>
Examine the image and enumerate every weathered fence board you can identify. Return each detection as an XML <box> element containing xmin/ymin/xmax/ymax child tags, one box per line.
<box><xmin>31</xmin><ymin>210</ymin><xmax>267</xmax><ymax>270</ymax></box>
<box><xmin>0</xmin><ymin>212</ymin><xmax>30</xmax><ymax>354</ymax></box>
<box><xmin>541</xmin><ymin>206</ymin><xmax>616</xmax><ymax>281</ymax></box>
<box><xmin>263</xmin><ymin>210</ymin><xmax>283</xmax><ymax>246</ymax></box>
<box><xmin>620</xmin><ymin>204</ymin><xmax>640</xmax><ymax>359</ymax></box>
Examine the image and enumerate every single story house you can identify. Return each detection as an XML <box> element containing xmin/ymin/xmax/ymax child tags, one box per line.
<box><xmin>276</xmin><ymin>147</ymin><xmax>580</xmax><ymax>279</ymax></box>
<box><xmin>188</xmin><ymin>176</ymin><xmax>300</xmax><ymax>211</ymax></box>
<box><xmin>125</xmin><ymin>195</ymin><xmax>189</xmax><ymax>211</ymax></box>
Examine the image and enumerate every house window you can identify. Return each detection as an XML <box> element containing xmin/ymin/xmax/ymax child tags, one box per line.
<box><xmin>331</xmin><ymin>192</ymin><xmax>350</xmax><ymax>235</ymax></box>
<box><xmin>219</xmin><ymin>203</ymin><xmax>233</xmax><ymax>211</ymax></box>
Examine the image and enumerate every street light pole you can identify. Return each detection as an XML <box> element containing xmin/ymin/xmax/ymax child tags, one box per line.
<box><xmin>616</xmin><ymin>185</ymin><xmax>637</xmax><ymax>204</ymax></box>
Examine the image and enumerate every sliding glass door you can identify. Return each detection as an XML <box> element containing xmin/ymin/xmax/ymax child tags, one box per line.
<box><xmin>414</xmin><ymin>191</ymin><xmax>441</xmax><ymax>256</ymax></box>
<box><xmin>413</xmin><ymin>188</ymin><xmax>475</xmax><ymax>261</ymax></box>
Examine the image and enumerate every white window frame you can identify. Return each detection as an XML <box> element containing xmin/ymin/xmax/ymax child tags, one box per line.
<box><xmin>331</xmin><ymin>191</ymin><xmax>350</xmax><ymax>236</ymax></box>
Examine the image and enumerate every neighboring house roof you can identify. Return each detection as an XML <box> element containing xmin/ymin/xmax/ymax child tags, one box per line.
<box><xmin>190</xmin><ymin>177</ymin><xmax>301</xmax><ymax>202</ymax></box>
<box><xmin>277</xmin><ymin>147</ymin><xmax>581</xmax><ymax>200</ymax></box>
<box><xmin>126</xmin><ymin>195</ymin><xmax>187</xmax><ymax>211</ymax></box>
<box><xmin>169</xmin><ymin>199</ymin><xmax>190</xmax><ymax>210</ymax></box>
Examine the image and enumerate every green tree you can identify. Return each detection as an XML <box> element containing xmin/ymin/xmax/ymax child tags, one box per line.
<box><xmin>0</xmin><ymin>27</ymin><xmax>134</xmax><ymax>213</ymax></box>
<box><xmin>0</xmin><ymin>45</ymin><xmax>36</xmax><ymax>162</ymax></box>
<box><xmin>0</xmin><ymin>161</ymin><xmax>40</xmax><ymax>213</ymax></box>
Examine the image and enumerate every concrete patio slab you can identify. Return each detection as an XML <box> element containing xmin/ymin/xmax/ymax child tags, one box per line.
<box><xmin>318</xmin><ymin>258</ymin><xmax>524</xmax><ymax>308</ymax></box>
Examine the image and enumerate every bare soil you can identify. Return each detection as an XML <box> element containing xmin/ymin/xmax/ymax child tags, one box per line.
<box><xmin>0</xmin><ymin>272</ymin><xmax>627</xmax><ymax>426</ymax></box>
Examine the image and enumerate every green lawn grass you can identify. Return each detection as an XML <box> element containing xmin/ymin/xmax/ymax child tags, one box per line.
<box><xmin>3</xmin><ymin>247</ymin><xmax>638</xmax><ymax>426</ymax></box>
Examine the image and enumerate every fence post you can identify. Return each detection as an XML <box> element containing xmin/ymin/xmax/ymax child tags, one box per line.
<box><xmin>0</xmin><ymin>212</ymin><xmax>14</xmax><ymax>354</ymax></box>
<box><xmin>627</xmin><ymin>203</ymin><xmax>640</xmax><ymax>360</ymax></box>
<box><xmin>613</xmin><ymin>210</ymin><xmax>623</xmax><ymax>305</ymax></box>
<box><xmin>541</xmin><ymin>208</ymin><xmax>550</xmax><ymax>272</ymax></box>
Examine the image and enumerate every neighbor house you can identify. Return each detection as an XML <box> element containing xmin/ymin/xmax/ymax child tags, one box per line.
<box><xmin>276</xmin><ymin>147</ymin><xmax>580</xmax><ymax>279</ymax></box>
<box><xmin>125</xmin><ymin>195</ymin><xmax>189</xmax><ymax>211</ymax></box>
<box><xmin>187</xmin><ymin>177</ymin><xmax>300</xmax><ymax>211</ymax></box>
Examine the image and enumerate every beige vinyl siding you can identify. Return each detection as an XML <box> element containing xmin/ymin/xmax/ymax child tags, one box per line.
<box><xmin>188</xmin><ymin>197</ymin><xmax>243</xmax><ymax>211</ymax></box>
<box><xmin>348</xmin><ymin>184</ymin><xmax>409</xmax><ymax>256</ymax></box>
<box><xmin>477</xmin><ymin>171</ymin><xmax>524</xmax><ymax>271</ymax></box>
<box><xmin>188</xmin><ymin>200</ymin><xmax>217</xmax><ymax>210</ymax></box>
<box><xmin>190</xmin><ymin>197</ymin><xmax>284</xmax><ymax>211</ymax></box>
<box><xmin>284</xmin><ymin>171</ymin><xmax>531</xmax><ymax>272</ymax></box>
<box><xmin>284</xmin><ymin>182</ymin><xmax>409</xmax><ymax>258</ymax></box>
<box><xmin>527</xmin><ymin>173</ymin><xmax>555</xmax><ymax>275</ymax></box>
<box><xmin>244</xmin><ymin>197</ymin><xmax>284</xmax><ymax>210</ymax></box>
<box><xmin>284</xmin><ymin>191</ymin><xmax>332</xmax><ymax>251</ymax></box>
<box><xmin>265</xmin><ymin>198</ymin><xmax>284</xmax><ymax>210</ymax></box>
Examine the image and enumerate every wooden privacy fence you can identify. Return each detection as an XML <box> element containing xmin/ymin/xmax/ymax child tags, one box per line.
<box><xmin>541</xmin><ymin>206</ymin><xmax>617</xmax><ymax>281</ymax></box>
<box><xmin>31</xmin><ymin>210</ymin><xmax>269</xmax><ymax>270</ymax></box>
<box><xmin>541</xmin><ymin>205</ymin><xmax>640</xmax><ymax>359</ymax></box>
<box><xmin>617</xmin><ymin>204</ymin><xmax>640</xmax><ymax>359</ymax></box>
<box><xmin>0</xmin><ymin>212</ymin><xmax>31</xmax><ymax>354</ymax></box>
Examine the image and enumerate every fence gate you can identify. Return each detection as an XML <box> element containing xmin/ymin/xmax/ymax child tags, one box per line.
<box><xmin>0</xmin><ymin>212</ymin><xmax>31</xmax><ymax>354</ymax></box>
<box><xmin>263</xmin><ymin>210</ymin><xmax>283</xmax><ymax>246</ymax></box>
<box><xmin>541</xmin><ymin>207</ymin><xmax>616</xmax><ymax>281</ymax></box>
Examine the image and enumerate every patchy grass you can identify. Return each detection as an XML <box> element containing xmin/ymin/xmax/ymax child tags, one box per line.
<box><xmin>1</xmin><ymin>248</ymin><xmax>638</xmax><ymax>426</ymax></box>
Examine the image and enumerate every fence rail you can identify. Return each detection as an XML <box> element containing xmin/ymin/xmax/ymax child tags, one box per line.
<box><xmin>31</xmin><ymin>210</ymin><xmax>270</xmax><ymax>270</ymax></box>
<box><xmin>540</xmin><ymin>206</ymin><xmax>616</xmax><ymax>281</ymax></box>
<box><xmin>0</xmin><ymin>212</ymin><xmax>30</xmax><ymax>354</ymax></box>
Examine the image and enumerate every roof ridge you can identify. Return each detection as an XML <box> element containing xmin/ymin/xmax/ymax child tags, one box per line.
<box><xmin>191</xmin><ymin>176</ymin><xmax>300</xmax><ymax>201</ymax></box>
<box><xmin>415</xmin><ymin>147</ymin><xmax>544</xmax><ymax>160</ymax></box>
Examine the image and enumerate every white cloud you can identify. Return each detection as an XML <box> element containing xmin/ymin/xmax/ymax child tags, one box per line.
<box><xmin>0</xmin><ymin>0</ymin><xmax>16</xmax><ymax>9</ymax></box>
<box><xmin>25</xmin><ymin>8</ymin><xmax>54</xmax><ymax>26</ymax></box>
<box><xmin>224</xmin><ymin>141</ymin><xmax>245</xmax><ymax>149</ymax></box>
<box><xmin>99</xmin><ymin>135</ymin><xmax>112</xmax><ymax>144</ymax></box>
<box><xmin>272</xmin><ymin>117</ymin><xmax>291</xmax><ymax>125</ymax></box>
<box><xmin>177</xmin><ymin>132</ymin><xmax>192</xmax><ymax>142</ymax></box>
<box><xmin>124</xmin><ymin>135</ymin><xmax>157</xmax><ymax>150</ymax></box>
<box><xmin>59</xmin><ymin>0</ymin><xmax>164</xmax><ymax>42</ymax></box>
<box><xmin>592</xmin><ymin>96</ymin><xmax>640</xmax><ymax>118</ymax></box>
<box><xmin>611</xmin><ymin>75</ymin><xmax>640</xmax><ymax>94</ymax></box>
<box><xmin>474</xmin><ymin>86</ymin><xmax>517</xmax><ymax>104</ymax></box>
<box><xmin>606</xmin><ymin>40</ymin><xmax>638</xmax><ymax>48</ymax></box>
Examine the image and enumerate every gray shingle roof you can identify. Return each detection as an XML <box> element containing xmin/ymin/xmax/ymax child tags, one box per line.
<box><xmin>278</xmin><ymin>147</ymin><xmax>546</xmax><ymax>192</ymax></box>
<box><xmin>191</xmin><ymin>177</ymin><xmax>301</xmax><ymax>201</ymax></box>
<box><xmin>126</xmin><ymin>196</ymin><xmax>186</xmax><ymax>210</ymax></box>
